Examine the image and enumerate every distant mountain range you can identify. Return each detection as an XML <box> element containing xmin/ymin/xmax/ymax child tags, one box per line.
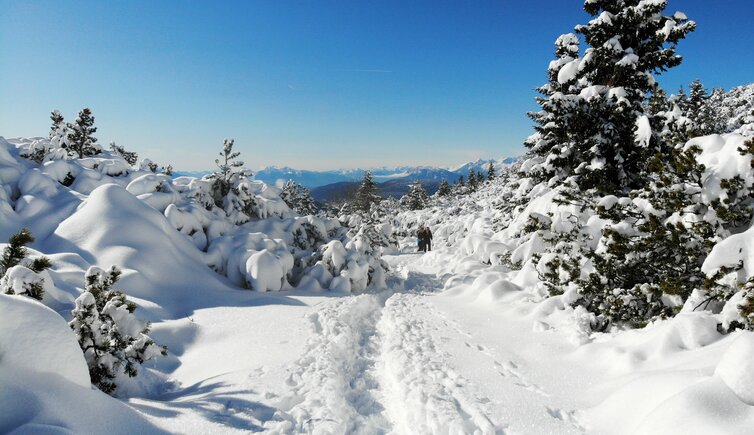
<box><xmin>174</xmin><ymin>157</ymin><xmax>519</xmax><ymax>203</ymax></box>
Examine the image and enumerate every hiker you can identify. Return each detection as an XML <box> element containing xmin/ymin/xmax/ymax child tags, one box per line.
<box><xmin>417</xmin><ymin>226</ymin><xmax>426</xmax><ymax>252</ymax></box>
<box><xmin>424</xmin><ymin>226</ymin><xmax>433</xmax><ymax>252</ymax></box>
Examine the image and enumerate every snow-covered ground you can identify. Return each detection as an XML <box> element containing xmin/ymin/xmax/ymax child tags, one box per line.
<box><xmin>108</xmin><ymin>249</ymin><xmax>751</xmax><ymax>435</ymax></box>
<box><xmin>3</xmin><ymin>131</ymin><xmax>754</xmax><ymax>434</ymax></box>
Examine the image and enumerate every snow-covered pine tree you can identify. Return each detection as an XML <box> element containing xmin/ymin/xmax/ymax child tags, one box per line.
<box><xmin>49</xmin><ymin>110</ymin><xmax>69</xmax><ymax>150</ymax></box>
<box><xmin>525</xmin><ymin>0</ymin><xmax>695</xmax><ymax>194</ymax></box>
<box><xmin>210</xmin><ymin>138</ymin><xmax>244</xmax><ymax>206</ymax></box>
<box><xmin>401</xmin><ymin>181</ymin><xmax>429</xmax><ymax>210</ymax></box>
<box><xmin>487</xmin><ymin>162</ymin><xmax>496</xmax><ymax>180</ymax></box>
<box><xmin>353</xmin><ymin>171</ymin><xmax>381</xmax><ymax>213</ymax></box>
<box><xmin>69</xmin><ymin>266</ymin><xmax>167</xmax><ymax>395</ymax></box>
<box><xmin>527</xmin><ymin>0</ymin><xmax>701</xmax><ymax>330</ymax></box>
<box><xmin>705</xmin><ymin>87</ymin><xmax>730</xmax><ymax>134</ymax></box>
<box><xmin>66</xmin><ymin>108</ymin><xmax>100</xmax><ymax>159</ymax></box>
<box><xmin>109</xmin><ymin>142</ymin><xmax>138</xmax><ymax>166</ymax></box>
<box><xmin>647</xmin><ymin>87</ymin><xmax>670</xmax><ymax>116</ymax></box>
<box><xmin>437</xmin><ymin>179</ymin><xmax>452</xmax><ymax>197</ymax></box>
<box><xmin>281</xmin><ymin>180</ymin><xmax>318</xmax><ymax>215</ymax></box>
<box><xmin>453</xmin><ymin>175</ymin><xmax>466</xmax><ymax>195</ymax></box>
<box><xmin>476</xmin><ymin>169</ymin><xmax>486</xmax><ymax>186</ymax></box>
<box><xmin>1</xmin><ymin>229</ymin><xmax>52</xmax><ymax>301</ymax></box>
<box><xmin>205</xmin><ymin>138</ymin><xmax>257</xmax><ymax>223</ymax></box>
<box><xmin>523</xmin><ymin>32</ymin><xmax>582</xmax><ymax>186</ymax></box>
<box><xmin>467</xmin><ymin>169</ymin><xmax>478</xmax><ymax>191</ymax></box>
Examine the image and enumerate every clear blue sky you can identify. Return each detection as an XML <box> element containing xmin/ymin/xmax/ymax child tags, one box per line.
<box><xmin>1</xmin><ymin>0</ymin><xmax>752</xmax><ymax>170</ymax></box>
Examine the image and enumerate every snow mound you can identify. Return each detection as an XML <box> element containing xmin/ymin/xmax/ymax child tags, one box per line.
<box><xmin>715</xmin><ymin>332</ymin><xmax>754</xmax><ymax>405</ymax></box>
<box><xmin>0</xmin><ymin>293</ymin><xmax>89</xmax><ymax>387</ymax></box>
<box><xmin>52</xmin><ymin>183</ymin><xmax>231</xmax><ymax>316</ymax></box>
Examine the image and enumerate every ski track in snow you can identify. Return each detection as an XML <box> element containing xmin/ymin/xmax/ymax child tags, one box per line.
<box><xmin>265</xmin><ymin>260</ymin><xmax>505</xmax><ymax>435</ymax></box>
<box><xmin>377</xmin><ymin>292</ymin><xmax>504</xmax><ymax>435</ymax></box>
<box><xmin>264</xmin><ymin>293</ymin><xmax>391</xmax><ymax>434</ymax></box>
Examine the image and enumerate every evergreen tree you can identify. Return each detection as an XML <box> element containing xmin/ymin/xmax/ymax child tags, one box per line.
<box><xmin>524</xmin><ymin>0</ymin><xmax>695</xmax><ymax>194</ymax></box>
<box><xmin>476</xmin><ymin>169</ymin><xmax>486</xmax><ymax>186</ymax></box>
<box><xmin>647</xmin><ymin>87</ymin><xmax>670</xmax><ymax>116</ymax></box>
<box><xmin>354</xmin><ymin>171</ymin><xmax>381</xmax><ymax>213</ymax></box>
<box><xmin>66</xmin><ymin>108</ymin><xmax>100</xmax><ymax>159</ymax></box>
<box><xmin>49</xmin><ymin>110</ymin><xmax>69</xmax><ymax>152</ymax></box>
<box><xmin>467</xmin><ymin>169</ymin><xmax>478</xmax><ymax>191</ymax></box>
<box><xmin>528</xmin><ymin>0</ymin><xmax>700</xmax><ymax>330</ymax></box>
<box><xmin>69</xmin><ymin>266</ymin><xmax>167</xmax><ymax>395</ymax></box>
<box><xmin>1</xmin><ymin>229</ymin><xmax>52</xmax><ymax>301</ymax></box>
<box><xmin>109</xmin><ymin>142</ymin><xmax>138</xmax><ymax>165</ymax></box>
<box><xmin>207</xmin><ymin>139</ymin><xmax>254</xmax><ymax>221</ymax></box>
<box><xmin>682</xmin><ymin>80</ymin><xmax>726</xmax><ymax>137</ymax></box>
<box><xmin>0</xmin><ymin>228</ymin><xmax>34</xmax><ymax>275</ymax></box>
<box><xmin>281</xmin><ymin>180</ymin><xmax>318</xmax><ymax>215</ymax></box>
<box><xmin>437</xmin><ymin>179</ymin><xmax>452</xmax><ymax>197</ymax></box>
<box><xmin>487</xmin><ymin>162</ymin><xmax>496</xmax><ymax>180</ymax></box>
<box><xmin>401</xmin><ymin>181</ymin><xmax>429</xmax><ymax>210</ymax></box>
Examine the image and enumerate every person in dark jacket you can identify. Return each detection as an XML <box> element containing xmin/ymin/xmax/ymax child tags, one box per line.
<box><xmin>424</xmin><ymin>227</ymin><xmax>433</xmax><ymax>252</ymax></box>
<box><xmin>417</xmin><ymin>226</ymin><xmax>426</xmax><ymax>252</ymax></box>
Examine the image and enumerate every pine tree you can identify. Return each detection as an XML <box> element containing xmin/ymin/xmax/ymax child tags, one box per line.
<box><xmin>647</xmin><ymin>87</ymin><xmax>670</xmax><ymax>116</ymax></box>
<box><xmin>354</xmin><ymin>171</ymin><xmax>381</xmax><ymax>213</ymax></box>
<box><xmin>66</xmin><ymin>108</ymin><xmax>100</xmax><ymax>159</ymax></box>
<box><xmin>281</xmin><ymin>180</ymin><xmax>318</xmax><ymax>215</ymax></box>
<box><xmin>1</xmin><ymin>229</ymin><xmax>52</xmax><ymax>300</ymax></box>
<box><xmin>49</xmin><ymin>110</ymin><xmax>69</xmax><ymax>153</ymax></box>
<box><xmin>401</xmin><ymin>181</ymin><xmax>429</xmax><ymax>210</ymax></box>
<box><xmin>437</xmin><ymin>179</ymin><xmax>452</xmax><ymax>197</ymax></box>
<box><xmin>207</xmin><ymin>138</ymin><xmax>253</xmax><ymax>214</ymax></box>
<box><xmin>528</xmin><ymin>0</ymin><xmax>700</xmax><ymax>330</ymax></box>
<box><xmin>487</xmin><ymin>162</ymin><xmax>496</xmax><ymax>180</ymax></box>
<box><xmin>69</xmin><ymin>266</ymin><xmax>167</xmax><ymax>395</ymax></box>
<box><xmin>109</xmin><ymin>142</ymin><xmax>138</xmax><ymax>165</ymax></box>
<box><xmin>525</xmin><ymin>0</ymin><xmax>695</xmax><ymax>194</ymax></box>
<box><xmin>476</xmin><ymin>170</ymin><xmax>486</xmax><ymax>186</ymax></box>
<box><xmin>467</xmin><ymin>169</ymin><xmax>478</xmax><ymax>191</ymax></box>
<box><xmin>0</xmin><ymin>228</ymin><xmax>34</xmax><ymax>275</ymax></box>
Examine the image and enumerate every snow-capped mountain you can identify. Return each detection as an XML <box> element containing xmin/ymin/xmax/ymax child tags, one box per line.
<box><xmin>253</xmin><ymin>157</ymin><xmax>519</xmax><ymax>189</ymax></box>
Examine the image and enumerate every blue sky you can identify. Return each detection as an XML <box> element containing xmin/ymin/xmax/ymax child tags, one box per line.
<box><xmin>1</xmin><ymin>0</ymin><xmax>752</xmax><ymax>170</ymax></box>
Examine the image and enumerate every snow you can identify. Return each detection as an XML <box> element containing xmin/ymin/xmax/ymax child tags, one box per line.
<box><xmin>0</xmin><ymin>293</ymin><xmax>89</xmax><ymax>387</ymax></box>
<box><xmin>635</xmin><ymin>114</ymin><xmax>652</xmax><ymax>147</ymax></box>
<box><xmin>557</xmin><ymin>58</ymin><xmax>581</xmax><ymax>84</ymax></box>
<box><xmin>3</xmin><ymin>119</ymin><xmax>754</xmax><ymax>434</ymax></box>
<box><xmin>715</xmin><ymin>333</ymin><xmax>754</xmax><ymax>405</ymax></box>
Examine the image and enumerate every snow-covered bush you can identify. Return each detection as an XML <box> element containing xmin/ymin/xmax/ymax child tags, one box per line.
<box><xmin>109</xmin><ymin>141</ymin><xmax>138</xmax><ymax>166</ymax></box>
<box><xmin>281</xmin><ymin>179</ymin><xmax>318</xmax><ymax>215</ymax></box>
<box><xmin>0</xmin><ymin>228</ymin><xmax>51</xmax><ymax>300</ymax></box>
<box><xmin>400</xmin><ymin>181</ymin><xmax>429</xmax><ymax>210</ymax></box>
<box><xmin>69</xmin><ymin>266</ymin><xmax>167</xmax><ymax>395</ymax></box>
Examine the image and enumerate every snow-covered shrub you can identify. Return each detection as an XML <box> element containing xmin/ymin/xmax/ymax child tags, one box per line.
<box><xmin>205</xmin><ymin>232</ymin><xmax>294</xmax><ymax>291</ymax></box>
<box><xmin>69</xmin><ymin>266</ymin><xmax>167</xmax><ymax>395</ymax></box>
<box><xmin>109</xmin><ymin>141</ymin><xmax>138</xmax><ymax>166</ymax></box>
<box><xmin>0</xmin><ymin>228</ymin><xmax>51</xmax><ymax>300</ymax></box>
<box><xmin>400</xmin><ymin>181</ymin><xmax>429</xmax><ymax>210</ymax></box>
<box><xmin>281</xmin><ymin>180</ymin><xmax>318</xmax><ymax>215</ymax></box>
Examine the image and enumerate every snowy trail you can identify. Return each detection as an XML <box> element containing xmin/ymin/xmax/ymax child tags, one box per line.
<box><xmin>377</xmin><ymin>292</ymin><xmax>502</xmax><ymax>435</ymax></box>
<box><xmin>133</xmin><ymin>252</ymin><xmax>587</xmax><ymax>434</ymax></box>
<box><xmin>264</xmin><ymin>292</ymin><xmax>391</xmax><ymax>434</ymax></box>
<box><xmin>264</xmin><ymin>254</ymin><xmax>505</xmax><ymax>434</ymax></box>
